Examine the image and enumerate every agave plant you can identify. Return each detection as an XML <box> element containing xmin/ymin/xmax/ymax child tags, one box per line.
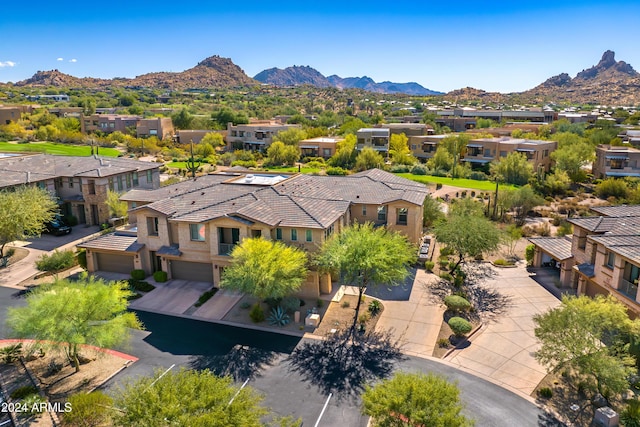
<box><xmin>268</xmin><ymin>306</ymin><xmax>290</xmax><ymax>327</ymax></box>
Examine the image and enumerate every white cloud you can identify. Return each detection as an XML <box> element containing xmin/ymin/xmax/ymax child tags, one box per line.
<box><xmin>69</xmin><ymin>58</ymin><xmax>77</xmax><ymax>63</ymax></box>
<box><xmin>57</xmin><ymin>57</ymin><xmax>64</xmax><ymax>61</ymax></box>
<box><xmin>0</xmin><ymin>61</ymin><xmax>16</xmax><ymax>68</ymax></box>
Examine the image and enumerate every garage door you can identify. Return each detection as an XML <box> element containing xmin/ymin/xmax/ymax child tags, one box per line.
<box><xmin>95</xmin><ymin>253</ymin><xmax>134</xmax><ymax>275</ymax></box>
<box><xmin>171</xmin><ymin>261</ymin><xmax>214</xmax><ymax>283</ymax></box>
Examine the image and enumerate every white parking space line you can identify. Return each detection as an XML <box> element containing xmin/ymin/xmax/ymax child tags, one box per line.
<box><xmin>314</xmin><ymin>393</ymin><xmax>333</xmax><ymax>427</ymax></box>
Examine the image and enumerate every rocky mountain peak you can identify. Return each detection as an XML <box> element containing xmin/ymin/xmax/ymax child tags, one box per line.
<box><xmin>575</xmin><ymin>50</ymin><xmax>637</xmax><ymax>80</ymax></box>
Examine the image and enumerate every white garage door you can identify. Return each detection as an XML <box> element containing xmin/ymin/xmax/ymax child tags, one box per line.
<box><xmin>95</xmin><ymin>253</ymin><xmax>135</xmax><ymax>275</ymax></box>
<box><xmin>171</xmin><ymin>261</ymin><xmax>214</xmax><ymax>283</ymax></box>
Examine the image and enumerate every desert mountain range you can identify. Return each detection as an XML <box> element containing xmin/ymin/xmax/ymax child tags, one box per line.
<box><xmin>4</xmin><ymin>51</ymin><xmax>639</xmax><ymax>104</ymax></box>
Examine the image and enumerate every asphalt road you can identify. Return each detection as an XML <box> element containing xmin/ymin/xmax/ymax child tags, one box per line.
<box><xmin>0</xmin><ymin>288</ymin><xmax>552</xmax><ymax>426</ymax></box>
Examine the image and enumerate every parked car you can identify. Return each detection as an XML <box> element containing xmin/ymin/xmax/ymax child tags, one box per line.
<box><xmin>45</xmin><ymin>216</ymin><xmax>71</xmax><ymax>236</ymax></box>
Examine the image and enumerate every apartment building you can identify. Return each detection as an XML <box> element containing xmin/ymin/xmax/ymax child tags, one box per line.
<box><xmin>80</xmin><ymin>169</ymin><xmax>428</xmax><ymax>297</ymax></box>
<box><xmin>298</xmin><ymin>136</ymin><xmax>343</xmax><ymax>159</ymax></box>
<box><xmin>136</xmin><ymin>117</ymin><xmax>174</xmax><ymax>140</ymax></box>
<box><xmin>0</xmin><ymin>153</ymin><xmax>160</xmax><ymax>226</ymax></box>
<box><xmin>356</xmin><ymin>128</ymin><xmax>390</xmax><ymax>154</ymax></box>
<box><xmin>408</xmin><ymin>135</ymin><xmax>448</xmax><ymax>161</ymax></box>
<box><xmin>435</xmin><ymin>108</ymin><xmax>555</xmax><ymax>132</ymax></box>
<box><xmin>462</xmin><ymin>137</ymin><xmax>557</xmax><ymax>172</ymax></box>
<box><xmin>0</xmin><ymin>106</ymin><xmax>27</xmax><ymax>125</ymax></box>
<box><xmin>592</xmin><ymin>144</ymin><xmax>640</xmax><ymax>178</ymax></box>
<box><xmin>376</xmin><ymin>123</ymin><xmax>432</xmax><ymax>137</ymax></box>
<box><xmin>81</xmin><ymin>114</ymin><xmax>174</xmax><ymax>140</ymax></box>
<box><xmin>529</xmin><ymin>205</ymin><xmax>640</xmax><ymax>317</ymax></box>
<box><xmin>226</xmin><ymin>120</ymin><xmax>301</xmax><ymax>151</ymax></box>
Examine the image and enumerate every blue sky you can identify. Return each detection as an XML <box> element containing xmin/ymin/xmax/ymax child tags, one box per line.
<box><xmin>1</xmin><ymin>1</ymin><xmax>640</xmax><ymax>93</ymax></box>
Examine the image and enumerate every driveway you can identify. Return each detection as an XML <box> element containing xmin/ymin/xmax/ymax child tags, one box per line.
<box><xmin>25</xmin><ymin>225</ymin><xmax>101</xmax><ymax>251</ymax></box>
<box><xmin>445</xmin><ymin>262</ymin><xmax>561</xmax><ymax>396</ymax></box>
<box><xmin>128</xmin><ymin>279</ymin><xmax>212</xmax><ymax>315</ymax></box>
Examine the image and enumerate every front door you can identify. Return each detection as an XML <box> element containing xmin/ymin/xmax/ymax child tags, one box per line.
<box><xmin>150</xmin><ymin>251</ymin><xmax>162</xmax><ymax>272</ymax></box>
<box><xmin>90</xmin><ymin>204</ymin><xmax>99</xmax><ymax>225</ymax></box>
<box><xmin>77</xmin><ymin>204</ymin><xmax>86</xmax><ymax>224</ymax></box>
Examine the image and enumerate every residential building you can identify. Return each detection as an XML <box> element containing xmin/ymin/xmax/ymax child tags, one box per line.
<box><xmin>529</xmin><ymin>205</ymin><xmax>640</xmax><ymax>317</ymax></box>
<box><xmin>0</xmin><ymin>106</ymin><xmax>23</xmax><ymax>125</ymax></box>
<box><xmin>136</xmin><ymin>117</ymin><xmax>174</xmax><ymax>140</ymax></box>
<box><xmin>0</xmin><ymin>153</ymin><xmax>160</xmax><ymax>226</ymax></box>
<box><xmin>466</xmin><ymin>122</ymin><xmax>548</xmax><ymax>138</ymax></box>
<box><xmin>356</xmin><ymin>128</ymin><xmax>390</xmax><ymax>154</ymax></box>
<box><xmin>81</xmin><ymin>114</ymin><xmax>141</xmax><ymax>135</ymax></box>
<box><xmin>298</xmin><ymin>136</ymin><xmax>343</xmax><ymax>159</ymax></box>
<box><xmin>618</xmin><ymin>129</ymin><xmax>640</xmax><ymax>146</ymax></box>
<box><xmin>408</xmin><ymin>135</ymin><xmax>448</xmax><ymax>161</ymax></box>
<box><xmin>376</xmin><ymin>123</ymin><xmax>432</xmax><ymax>137</ymax></box>
<box><xmin>435</xmin><ymin>108</ymin><xmax>555</xmax><ymax>132</ymax></box>
<box><xmin>592</xmin><ymin>144</ymin><xmax>640</xmax><ymax>178</ymax></box>
<box><xmin>81</xmin><ymin>169</ymin><xmax>428</xmax><ymax>297</ymax></box>
<box><xmin>462</xmin><ymin>137</ymin><xmax>557</xmax><ymax>172</ymax></box>
<box><xmin>226</xmin><ymin>120</ymin><xmax>301</xmax><ymax>151</ymax></box>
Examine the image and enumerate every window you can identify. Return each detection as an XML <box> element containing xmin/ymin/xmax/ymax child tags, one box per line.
<box><xmin>324</xmin><ymin>224</ymin><xmax>334</xmax><ymax>239</ymax></box>
<box><xmin>117</xmin><ymin>176</ymin><xmax>123</xmax><ymax>191</ymax></box>
<box><xmin>190</xmin><ymin>224</ymin><xmax>206</xmax><ymax>241</ymax></box>
<box><xmin>610</xmin><ymin>159</ymin><xmax>625</xmax><ymax>170</ymax></box>
<box><xmin>148</xmin><ymin>217</ymin><xmax>159</xmax><ymax>236</ymax></box>
<box><xmin>276</xmin><ymin>228</ymin><xmax>282</xmax><ymax>240</ymax></box>
<box><xmin>133</xmin><ymin>172</ymin><xmax>139</xmax><ymax>186</ymax></box>
<box><xmin>543</xmin><ymin>149</ymin><xmax>549</xmax><ymax>158</ymax></box>
<box><xmin>126</xmin><ymin>174</ymin><xmax>132</xmax><ymax>189</ymax></box>
<box><xmin>306</xmin><ymin>230</ymin><xmax>313</xmax><ymax>242</ymax></box>
<box><xmin>500</xmin><ymin>151</ymin><xmax>507</xmax><ymax>157</ymax></box>
<box><xmin>147</xmin><ymin>170</ymin><xmax>153</xmax><ymax>182</ymax></box>
<box><xmin>397</xmin><ymin>208</ymin><xmax>408</xmax><ymax>225</ymax></box>
<box><xmin>323</xmin><ymin>148</ymin><xmax>332</xmax><ymax>158</ymax></box>
<box><xmin>88</xmin><ymin>180</ymin><xmax>96</xmax><ymax>195</ymax></box>
<box><xmin>108</xmin><ymin>178</ymin><xmax>114</xmax><ymax>191</ymax></box>
<box><xmin>577</xmin><ymin>236</ymin><xmax>587</xmax><ymax>250</ymax></box>
<box><xmin>68</xmin><ymin>177</ymin><xmax>74</xmax><ymax>188</ymax></box>
<box><xmin>291</xmin><ymin>229</ymin><xmax>298</xmax><ymax>241</ymax></box>
<box><xmin>377</xmin><ymin>206</ymin><xmax>387</xmax><ymax>222</ymax></box>
<box><xmin>362</xmin><ymin>205</ymin><xmax>367</xmax><ymax>216</ymax></box>
<box><xmin>606</xmin><ymin>251</ymin><xmax>615</xmax><ymax>269</ymax></box>
<box><xmin>54</xmin><ymin>178</ymin><xmax>63</xmax><ymax>189</ymax></box>
<box><xmin>484</xmin><ymin>148</ymin><xmax>491</xmax><ymax>157</ymax></box>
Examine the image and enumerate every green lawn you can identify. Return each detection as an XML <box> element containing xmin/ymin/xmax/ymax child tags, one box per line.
<box><xmin>396</xmin><ymin>173</ymin><xmax>518</xmax><ymax>192</ymax></box>
<box><xmin>166</xmin><ymin>161</ymin><xmax>217</xmax><ymax>169</ymax></box>
<box><xmin>0</xmin><ymin>142</ymin><xmax>120</xmax><ymax>157</ymax></box>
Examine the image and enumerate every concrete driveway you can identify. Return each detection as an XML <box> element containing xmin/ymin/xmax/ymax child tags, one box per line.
<box><xmin>445</xmin><ymin>262</ymin><xmax>561</xmax><ymax>397</ymax></box>
<box><xmin>25</xmin><ymin>225</ymin><xmax>101</xmax><ymax>251</ymax></box>
<box><xmin>128</xmin><ymin>279</ymin><xmax>212</xmax><ymax>315</ymax></box>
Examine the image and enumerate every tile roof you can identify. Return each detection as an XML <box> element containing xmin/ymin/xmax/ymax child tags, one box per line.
<box><xmin>0</xmin><ymin>154</ymin><xmax>159</xmax><ymax>188</ymax></box>
<box><xmin>528</xmin><ymin>236</ymin><xmax>573</xmax><ymax>260</ymax></box>
<box><xmin>78</xmin><ymin>233</ymin><xmax>144</xmax><ymax>252</ymax></box>
<box><xmin>569</xmin><ymin>216</ymin><xmax>640</xmax><ymax>233</ymax></box>
<box><xmin>128</xmin><ymin>169</ymin><xmax>426</xmax><ymax>229</ymax></box>
<box><xmin>589</xmin><ymin>234</ymin><xmax>640</xmax><ymax>265</ymax></box>
<box><xmin>590</xmin><ymin>205</ymin><xmax>640</xmax><ymax>218</ymax></box>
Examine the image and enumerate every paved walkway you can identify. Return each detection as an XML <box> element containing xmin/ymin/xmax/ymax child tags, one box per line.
<box><xmin>445</xmin><ymin>262</ymin><xmax>561</xmax><ymax>396</ymax></box>
<box><xmin>373</xmin><ymin>268</ymin><xmax>445</xmax><ymax>358</ymax></box>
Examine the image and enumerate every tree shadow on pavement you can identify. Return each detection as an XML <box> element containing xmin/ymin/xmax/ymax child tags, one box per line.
<box><xmin>286</xmin><ymin>328</ymin><xmax>405</xmax><ymax>400</ymax></box>
<box><xmin>189</xmin><ymin>344</ymin><xmax>278</xmax><ymax>381</ymax></box>
<box><xmin>427</xmin><ymin>263</ymin><xmax>512</xmax><ymax>322</ymax></box>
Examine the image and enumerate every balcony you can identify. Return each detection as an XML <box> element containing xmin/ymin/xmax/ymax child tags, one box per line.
<box><xmin>218</xmin><ymin>243</ymin><xmax>236</xmax><ymax>256</ymax></box>
<box><xmin>619</xmin><ymin>279</ymin><xmax>638</xmax><ymax>301</ymax></box>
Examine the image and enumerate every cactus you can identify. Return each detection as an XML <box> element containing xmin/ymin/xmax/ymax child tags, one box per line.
<box><xmin>268</xmin><ymin>306</ymin><xmax>290</xmax><ymax>327</ymax></box>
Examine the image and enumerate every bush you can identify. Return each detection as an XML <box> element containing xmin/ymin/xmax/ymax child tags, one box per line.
<box><xmin>390</xmin><ymin>164</ymin><xmax>410</xmax><ymax>173</ymax></box>
<box><xmin>437</xmin><ymin>338</ymin><xmax>451</xmax><ymax>348</ymax></box>
<box><xmin>468</xmin><ymin>171</ymin><xmax>488</xmax><ymax>181</ymax></box>
<box><xmin>326</xmin><ymin>166</ymin><xmax>349</xmax><ymax>176</ymax></box>
<box><xmin>493</xmin><ymin>258</ymin><xmax>514</xmax><ymax>266</ymax></box>
<box><xmin>153</xmin><ymin>271</ymin><xmax>168</xmax><ymax>282</ymax></box>
<box><xmin>448</xmin><ymin>317</ymin><xmax>472</xmax><ymax>337</ymax></box>
<box><xmin>595</xmin><ymin>178</ymin><xmax>628</xmax><ymax>200</ymax></box>
<box><xmin>537</xmin><ymin>387</ymin><xmax>553</xmax><ymax>399</ymax></box>
<box><xmin>35</xmin><ymin>249</ymin><xmax>77</xmax><ymax>272</ymax></box>
<box><xmin>249</xmin><ymin>303</ymin><xmax>265</xmax><ymax>323</ymax></box>
<box><xmin>621</xmin><ymin>399</ymin><xmax>640</xmax><ymax>427</ymax></box>
<box><xmin>231</xmin><ymin>159</ymin><xmax>258</xmax><ymax>168</ymax></box>
<box><xmin>194</xmin><ymin>288</ymin><xmax>218</xmax><ymax>307</ymax></box>
<box><xmin>358</xmin><ymin>312</ymin><xmax>371</xmax><ymax>324</ymax></box>
<box><xmin>240</xmin><ymin>301</ymin><xmax>252</xmax><ymax>309</ymax></box>
<box><xmin>439</xmin><ymin>272</ymin><xmax>453</xmax><ymax>282</ymax></box>
<box><xmin>410</xmin><ymin>164</ymin><xmax>428</xmax><ymax>175</ymax></box>
<box><xmin>444</xmin><ymin>295</ymin><xmax>471</xmax><ymax>312</ymax></box>
<box><xmin>525</xmin><ymin>244</ymin><xmax>535</xmax><ymax>266</ymax></box>
<box><xmin>76</xmin><ymin>249</ymin><xmax>87</xmax><ymax>269</ymax></box>
<box><xmin>556</xmin><ymin>221</ymin><xmax>573</xmax><ymax>237</ymax></box>
<box><xmin>368</xmin><ymin>300</ymin><xmax>382</xmax><ymax>316</ymax></box>
<box><xmin>131</xmin><ymin>269</ymin><xmax>146</xmax><ymax>280</ymax></box>
<box><xmin>10</xmin><ymin>385</ymin><xmax>38</xmax><ymax>400</ymax></box>
<box><xmin>424</xmin><ymin>261</ymin><xmax>435</xmax><ymax>272</ymax></box>
<box><xmin>280</xmin><ymin>296</ymin><xmax>302</xmax><ymax>314</ymax></box>
<box><xmin>0</xmin><ymin>343</ymin><xmax>22</xmax><ymax>363</ymax></box>
<box><xmin>341</xmin><ymin>300</ymin><xmax>351</xmax><ymax>308</ymax></box>
<box><xmin>316</xmin><ymin>298</ymin><xmax>324</xmax><ymax>308</ymax></box>
<box><xmin>128</xmin><ymin>279</ymin><xmax>155</xmax><ymax>292</ymax></box>
<box><xmin>64</xmin><ymin>391</ymin><xmax>114</xmax><ymax>427</ymax></box>
<box><xmin>440</xmin><ymin>247</ymin><xmax>454</xmax><ymax>257</ymax></box>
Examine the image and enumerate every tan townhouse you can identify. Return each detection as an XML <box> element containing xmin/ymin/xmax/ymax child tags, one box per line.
<box><xmin>298</xmin><ymin>136</ymin><xmax>343</xmax><ymax>159</ymax></box>
<box><xmin>356</xmin><ymin>128</ymin><xmax>390</xmax><ymax>154</ymax></box>
<box><xmin>80</xmin><ymin>169</ymin><xmax>428</xmax><ymax>298</ymax></box>
<box><xmin>462</xmin><ymin>137</ymin><xmax>556</xmax><ymax>172</ymax></box>
<box><xmin>226</xmin><ymin>120</ymin><xmax>301</xmax><ymax>151</ymax></box>
<box><xmin>0</xmin><ymin>153</ymin><xmax>160</xmax><ymax>226</ymax></box>
<box><xmin>592</xmin><ymin>144</ymin><xmax>640</xmax><ymax>179</ymax></box>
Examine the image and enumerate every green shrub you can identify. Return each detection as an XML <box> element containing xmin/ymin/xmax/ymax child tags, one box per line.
<box><xmin>21</xmin><ymin>393</ymin><xmax>46</xmax><ymax>415</ymax></box>
<box><xmin>556</xmin><ymin>221</ymin><xmax>573</xmax><ymax>237</ymax></box>
<box><xmin>64</xmin><ymin>391</ymin><xmax>114</xmax><ymax>427</ymax></box>
<box><xmin>35</xmin><ymin>249</ymin><xmax>77</xmax><ymax>272</ymax></box>
<box><xmin>440</xmin><ymin>246</ymin><xmax>454</xmax><ymax>257</ymax></box>
<box><xmin>424</xmin><ymin>261</ymin><xmax>435</xmax><ymax>272</ymax></box>
<box><xmin>537</xmin><ymin>387</ymin><xmax>553</xmax><ymax>399</ymax></box>
<box><xmin>390</xmin><ymin>164</ymin><xmax>410</xmax><ymax>173</ymax></box>
<box><xmin>131</xmin><ymin>269</ymin><xmax>146</xmax><ymax>280</ymax></box>
<box><xmin>595</xmin><ymin>178</ymin><xmax>628</xmax><ymax>199</ymax></box>
<box><xmin>410</xmin><ymin>164</ymin><xmax>427</xmax><ymax>175</ymax></box>
<box><xmin>249</xmin><ymin>303</ymin><xmax>265</xmax><ymax>323</ymax></box>
<box><xmin>341</xmin><ymin>300</ymin><xmax>351</xmax><ymax>308</ymax></box>
<box><xmin>448</xmin><ymin>317</ymin><xmax>472</xmax><ymax>337</ymax></box>
<box><xmin>493</xmin><ymin>258</ymin><xmax>514</xmax><ymax>266</ymax></box>
<box><xmin>194</xmin><ymin>288</ymin><xmax>218</xmax><ymax>307</ymax></box>
<box><xmin>240</xmin><ymin>301</ymin><xmax>252</xmax><ymax>309</ymax></box>
<box><xmin>76</xmin><ymin>249</ymin><xmax>87</xmax><ymax>269</ymax></box>
<box><xmin>439</xmin><ymin>258</ymin><xmax>449</xmax><ymax>269</ymax></box>
<box><xmin>326</xmin><ymin>166</ymin><xmax>349</xmax><ymax>176</ymax></box>
<box><xmin>368</xmin><ymin>300</ymin><xmax>382</xmax><ymax>316</ymax></box>
<box><xmin>0</xmin><ymin>343</ymin><xmax>23</xmax><ymax>363</ymax></box>
<box><xmin>448</xmin><ymin>261</ymin><xmax>457</xmax><ymax>271</ymax></box>
<box><xmin>444</xmin><ymin>295</ymin><xmax>471</xmax><ymax>312</ymax></box>
<box><xmin>358</xmin><ymin>312</ymin><xmax>371</xmax><ymax>324</ymax></box>
<box><xmin>128</xmin><ymin>279</ymin><xmax>155</xmax><ymax>292</ymax></box>
<box><xmin>525</xmin><ymin>244</ymin><xmax>535</xmax><ymax>266</ymax></box>
<box><xmin>153</xmin><ymin>271</ymin><xmax>168</xmax><ymax>282</ymax></box>
<box><xmin>11</xmin><ymin>385</ymin><xmax>38</xmax><ymax>400</ymax></box>
<box><xmin>439</xmin><ymin>272</ymin><xmax>453</xmax><ymax>282</ymax></box>
<box><xmin>468</xmin><ymin>171</ymin><xmax>488</xmax><ymax>181</ymax></box>
<box><xmin>280</xmin><ymin>296</ymin><xmax>302</xmax><ymax>314</ymax></box>
<box><xmin>621</xmin><ymin>399</ymin><xmax>640</xmax><ymax>427</ymax></box>
<box><xmin>437</xmin><ymin>338</ymin><xmax>451</xmax><ymax>348</ymax></box>
<box><xmin>316</xmin><ymin>298</ymin><xmax>324</xmax><ymax>308</ymax></box>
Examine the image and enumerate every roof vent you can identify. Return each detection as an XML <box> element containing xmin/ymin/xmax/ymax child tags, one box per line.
<box><xmin>191</xmin><ymin>201</ymin><xmax>195</xmax><ymax>205</ymax></box>
<box><xmin>245</xmin><ymin>174</ymin><xmax>254</xmax><ymax>181</ymax></box>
